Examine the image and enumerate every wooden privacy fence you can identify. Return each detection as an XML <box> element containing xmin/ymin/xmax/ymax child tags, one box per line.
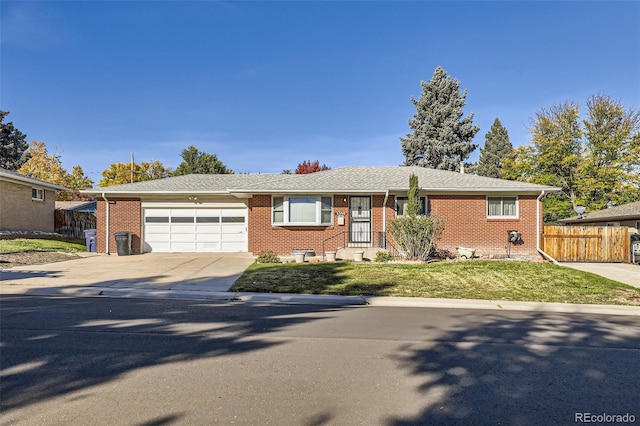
<box><xmin>55</xmin><ymin>210</ymin><xmax>97</xmax><ymax>239</ymax></box>
<box><xmin>542</xmin><ymin>225</ymin><xmax>630</xmax><ymax>262</ymax></box>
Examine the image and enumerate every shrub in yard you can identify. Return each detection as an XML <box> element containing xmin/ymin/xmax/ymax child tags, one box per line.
<box><xmin>389</xmin><ymin>214</ymin><xmax>445</xmax><ymax>261</ymax></box>
<box><xmin>375</xmin><ymin>251</ymin><xmax>394</xmax><ymax>263</ymax></box>
<box><xmin>389</xmin><ymin>173</ymin><xmax>445</xmax><ymax>261</ymax></box>
<box><xmin>255</xmin><ymin>250</ymin><xmax>281</xmax><ymax>264</ymax></box>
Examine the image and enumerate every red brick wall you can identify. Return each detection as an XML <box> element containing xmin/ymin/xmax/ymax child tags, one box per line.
<box><xmin>249</xmin><ymin>194</ymin><xmax>395</xmax><ymax>255</ymax></box>
<box><xmin>428</xmin><ymin>194</ymin><xmax>540</xmax><ymax>257</ymax></box>
<box><xmin>247</xmin><ymin>193</ymin><xmax>541</xmax><ymax>257</ymax></box>
<box><xmin>99</xmin><ymin>193</ymin><xmax>541</xmax><ymax>258</ymax></box>
<box><xmin>96</xmin><ymin>198</ymin><xmax>142</xmax><ymax>254</ymax></box>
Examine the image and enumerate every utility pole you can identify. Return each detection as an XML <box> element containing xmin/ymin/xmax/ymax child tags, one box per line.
<box><xmin>130</xmin><ymin>153</ymin><xmax>134</xmax><ymax>184</ymax></box>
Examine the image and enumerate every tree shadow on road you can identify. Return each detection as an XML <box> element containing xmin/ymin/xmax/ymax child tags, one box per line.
<box><xmin>0</xmin><ymin>293</ymin><xmax>355</xmax><ymax>423</ymax></box>
<box><xmin>385</xmin><ymin>310</ymin><xmax>640</xmax><ymax>425</ymax></box>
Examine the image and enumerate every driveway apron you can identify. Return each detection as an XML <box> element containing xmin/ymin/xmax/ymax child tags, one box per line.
<box><xmin>560</xmin><ymin>262</ymin><xmax>639</xmax><ymax>288</ymax></box>
<box><xmin>0</xmin><ymin>253</ymin><xmax>255</xmax><ymax>294</ymax></box>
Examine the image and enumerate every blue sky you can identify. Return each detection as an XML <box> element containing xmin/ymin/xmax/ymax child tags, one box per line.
<box><xmin>1</xmin><ymin>1</ymin><xmax>639</xmax><ymax>180</ymax></box>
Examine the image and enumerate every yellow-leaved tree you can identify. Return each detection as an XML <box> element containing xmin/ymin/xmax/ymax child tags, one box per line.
<box><xmin>99</xmin><ymin>160</ymin><xmax>172</xmax><ymax>187</ymax></box>
<box><xmin>18</xmin><ymin>141</ymin><xmax>94</xmax><ymax>200</ymax></box>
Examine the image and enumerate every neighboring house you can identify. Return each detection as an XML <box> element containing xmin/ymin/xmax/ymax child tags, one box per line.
<box><xmin>55</xmin><ymin>200</ymin><xmax>97</xmax><ymax>213</ymax></box>
<box><xmin>83</xmin><ymin>166</ymin><xmax>560</xmax><ymax>258</ymax></box>
<box><xmin>558</xmin><ymin>201</ymin><xmax>640</xmax><ymax>233</ymax></box>
<box><xmin>0</xmin><ymin>168</ymin><xmax>67</xmax><ymax>232</ymax></box>
<box><xmin>55</xmin><ymin>200</ymin><xmax>98</xmax><ymax>238</ymax></box>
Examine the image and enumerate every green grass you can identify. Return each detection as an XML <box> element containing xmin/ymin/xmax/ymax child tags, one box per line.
<box><xmin>0</xmin><ymin>238</ymin><xmax>87</xmax><ymax>254</ymax></box>
<box><xmin>231</xmin><ymin>261</ymin><xmax>640</xmax><ymax>306</ymax></box>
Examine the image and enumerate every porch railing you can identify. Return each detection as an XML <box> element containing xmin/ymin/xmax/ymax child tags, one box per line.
<box><xmin>322</xmin><ymin>231</ymin><xmax>402</xmax><ymax>259</ymax></box>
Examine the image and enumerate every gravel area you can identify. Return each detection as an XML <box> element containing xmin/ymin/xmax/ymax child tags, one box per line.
<box><xmin>0</xmin><ymin>252</ymin><xmax>81</xmax><ymax>269</ymax></box>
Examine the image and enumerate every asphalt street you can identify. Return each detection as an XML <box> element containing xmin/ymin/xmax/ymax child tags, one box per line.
<box><xmin>1</xmin><ymin>296</ymin><xmax>639</xmax><ymax>425</ymax></box>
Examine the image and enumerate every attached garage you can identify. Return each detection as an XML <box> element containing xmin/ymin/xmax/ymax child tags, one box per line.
<box><xmin>143</xmin><ymin>207</ymin><xmax>248</xmax><ymax>253</ymax></box>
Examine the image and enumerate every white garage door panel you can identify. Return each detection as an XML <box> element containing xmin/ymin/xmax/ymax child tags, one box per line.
<box><xmin>144</xmin><ymin>207</ymin><xmax>247</xmax><ymax>253</ymax></box>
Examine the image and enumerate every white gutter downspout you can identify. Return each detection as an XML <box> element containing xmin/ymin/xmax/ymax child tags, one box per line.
<box><xmin>536</xmin><ymin>190</ymin><xmax>559</xmax><ymax>265</ymax></box>
<box><xmin>103</xmin><ymin>193</ymin><xmax>110</xmax><ymax>255</ymax></box>
<box><xmin>382</xmin><ymin>190</ymin><xmax>389</xmax><ymax>236</ymax></box>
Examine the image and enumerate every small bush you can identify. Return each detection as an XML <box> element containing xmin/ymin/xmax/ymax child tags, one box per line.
<box><xmin>255</xmin><ymin>250</ymin><xmax>281</xmax><ymax>264</ymax></box>
<box><xmin>375</xmin><ymin>251</ymin><xmax>393</xmax><ymax>263</ymax></box>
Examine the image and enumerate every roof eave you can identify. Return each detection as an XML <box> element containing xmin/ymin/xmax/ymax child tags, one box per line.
<box><xmin>1</xmin><ymin>172</ymin><xmax>67</xmax><ymax>191</ymax></box>
<box><xmin>559</xmin><ymin>214</ymin><xmax>640</xmax><ymax>223</ymax></box>
<box><xmin>82</xmin><ymin>189</ymin><xmax>231</xmax><ymax>196</ymax></box>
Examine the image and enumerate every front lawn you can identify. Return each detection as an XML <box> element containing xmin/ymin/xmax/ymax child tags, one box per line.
<box><xmin>0</xmin><ymin>238</ymin><xmax>86</xmax><ymax>254</ymax></box>
<box><xmin>231</xmin><ymin>261</ymin><xmax>640</xmax><ymax>306</ymax></box>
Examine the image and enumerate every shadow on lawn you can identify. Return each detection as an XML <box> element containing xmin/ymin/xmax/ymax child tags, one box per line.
<box><xmin>231</xmin><ymin>262</ymin><xmax>397</xmax><ymax>296</ymax></box>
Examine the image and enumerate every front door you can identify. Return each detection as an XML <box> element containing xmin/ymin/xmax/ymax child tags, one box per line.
<box><xmin>349</xmin><ymin>196</ymin><xmax>371</xmax><ymax>244</ymax></box>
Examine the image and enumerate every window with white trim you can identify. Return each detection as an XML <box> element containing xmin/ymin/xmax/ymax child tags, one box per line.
<box><xmin>487</xmin><ymin>196</ymin><xmax>518</xmax><ymax>218</ymax></box>
<box><xmin>272</xmin><ymin>196</ymin><xmax>333</xmax><ymax>226</ymax></box>
<box><xmin>396</xmin><ymin>196</ymin><xmax>428</xmax><ymax>216</ymax></box>
<box><xmin>32</xmin><ymin>188</ymin><xmax>44</xmax><ymax>201</ymax></box>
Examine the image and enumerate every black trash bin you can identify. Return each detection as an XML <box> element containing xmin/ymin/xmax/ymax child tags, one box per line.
<box><xmin>114</xmin><ymin>231</ymin><xmax>132</xmax><ymax>256</ymax></box>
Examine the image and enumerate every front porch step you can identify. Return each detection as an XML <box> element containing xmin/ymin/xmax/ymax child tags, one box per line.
<box><xmin>334</xmin><ymin>247</ymin><xmax>386</xmax><ymax>261</ymax></box>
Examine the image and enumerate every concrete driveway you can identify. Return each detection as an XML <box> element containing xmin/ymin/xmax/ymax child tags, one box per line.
<box><xmin>561</xmin><ymin>262</ymin><xmax>639</xmax><ymax>288</ymax></box>
<box><xmin>0</xmin><ymin>253</ymin><xmax>255</xmax><ymax>295</ymax></box>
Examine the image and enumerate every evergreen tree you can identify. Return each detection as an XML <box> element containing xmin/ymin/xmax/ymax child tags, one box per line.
<box><xmin>400</xmin><ymin>66</ymin><xmax>479</xmax><ymax>171</ymax></box>
<box><xmin>173</xmin><ymin>145</ymin><xmax>232</xmax><ymax>175</ymax></box>
<box><xmin>0</xmin><ymin>110</ymin><xmax>30</xmax><ymax>170</ymax></box>
<box><xmin>406</xmin><ymin>173</ymin><xmax>421</xmax><ymax>217</ymax></box>
<box><xmin>478</xmin><ymin>118</ymin><xmax>513</xmax><ymax>178</ymax></box>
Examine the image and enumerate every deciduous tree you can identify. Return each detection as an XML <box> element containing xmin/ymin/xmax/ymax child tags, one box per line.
<box><xmin>294</xmin><ymin>160</ymin><xmax>330</xmax><ymax>174</ymax></box>
<box><xmin>64</xmin><ymin>165</ymin><xmax>94</xmax><ymax>200</ymax></box>
<box><xmin>500</xmin><ymin>95</ymin><xmax>640</xmax><ymax>222</ymax></box>
<box><xmin>579</xmin><ymin>94</ymin><xmax>640</xmax><ymax>209</ymax></box>
<box><xmin>18</xmin><ymin>141</ymin><xmax>68</xmax><ymax>186</ymax></box>
<box><xmin>99</xmin><ymin>160</ymin><xmax>172</xmax><ymax>187</ymax></box>
<box><xmin>400</xmin><ymin>66</ymin><xmax>479</xmax><ymax>171</ymax></box>
<box><xmin>0</xmin><ymin>110</ymin><xmax>30</xmax><ymax>171</ymax></box>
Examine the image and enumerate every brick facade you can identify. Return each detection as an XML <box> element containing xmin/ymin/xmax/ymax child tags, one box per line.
<box><xmin>96</xmin><ymin>198</ymin><xmax>142</xmax><ymax>254</ymax></box>
<box><xmin>0</xmin><ymin>180</ymin><xmax>56</xmax><ymax>232</ymax></box>
<box><xmin>428</xmin><ymin>194</ymin><xmax>540</xmax><ymax>257</ymax></box>
<box><xmin>248</xmin><ymin>194</ymin><xmax>351</xmax><ymax>255</ymax></box>
<box><xmin>248</xmin><ymin>194</ymin><xmax>540</xmax><ymax>257</ymax></box>
<box><xmin>98</xmin><ymin>193</ymin><xmax>541</xmax><ymax>258</ymax></box>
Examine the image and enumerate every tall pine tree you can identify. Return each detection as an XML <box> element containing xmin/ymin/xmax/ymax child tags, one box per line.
<box><xmin>0</xmin><ymin>110</ymin><xmax>30</xmax><ymax>171</ymax></box>
<box><xmin>478</xmin><ymin>118</ymin><xmax>513</xmax><ymax>178</ymax></box>
<box><xmin>400</xmin><ymin>66</ymin><xmax>479</xmax><ymax>171</ymax></box>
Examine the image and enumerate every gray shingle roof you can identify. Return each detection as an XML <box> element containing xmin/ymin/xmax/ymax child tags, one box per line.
<box><xmin>84</xmin><ymin>166</ymin><xmax>560</xmax><ymax>195</ymax></box>
<box><xmin>559</xmin><ymin>201</ymin><xmax>640</xmax><ymax>223</ymax></box>
<box><xmin>0</xmin><ymin>167</ymin><xmax>68</xmax><ymax>191</ymax></box>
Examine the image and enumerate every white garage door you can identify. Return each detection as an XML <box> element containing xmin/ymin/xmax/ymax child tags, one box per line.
<box><xmin>144</xmin><ymin>208</ymin><xmax>247</xmax><ymax>253</ymax></box>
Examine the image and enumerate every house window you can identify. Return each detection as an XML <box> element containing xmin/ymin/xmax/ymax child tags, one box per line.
<box><xmin>396</xmin><ymin>196</ymin><xmax>427</xmax><ymax>216</ymax></box>
<box><xmin>32</xmin><ymin>188</ymin><xmax>44</xmax><ymax>201</ymax></box>
<box><xmin>272</xmin><ymin>196</ymin><xmax>333</xmax><ymax>226</ymax></box>
<box><xmin>487</xmin><ymin>196</ymin><xmax>518</xmax><ymax>218</ymax></box>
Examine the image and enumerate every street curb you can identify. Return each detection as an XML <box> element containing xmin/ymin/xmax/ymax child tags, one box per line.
<box><xmin>3</xmin><ymin>286</ymin><xmax>639</xmax><ymax>315</ymax></box>
<box><xmin>363</xmin><ymin>296</ymin><xmax>640</xmax><ymax>316</ymax></box>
